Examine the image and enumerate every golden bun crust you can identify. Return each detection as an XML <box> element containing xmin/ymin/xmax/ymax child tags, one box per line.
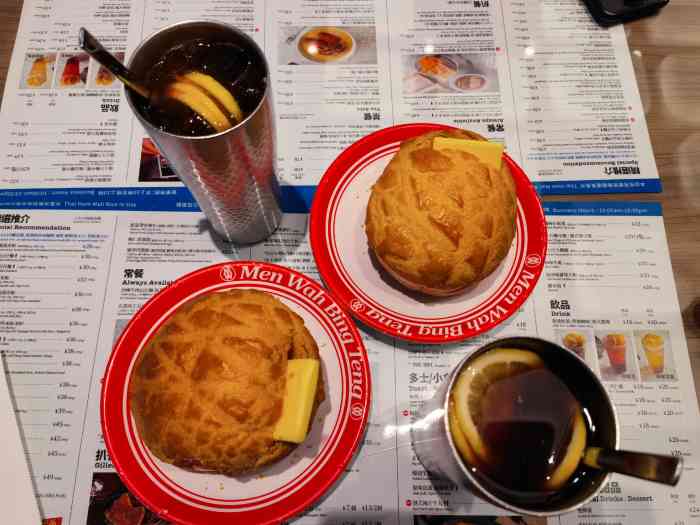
<box><xmin>365</xmin><ymin>129</ymin><xmax>517</xmax><ymax>296</ymax></box>
<box><xmin>128</xmin><ymin>289</ymin><xmax>324</xmax><ymax>475</ymax></box>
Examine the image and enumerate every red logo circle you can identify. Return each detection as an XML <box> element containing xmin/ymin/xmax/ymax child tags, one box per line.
<box><xmin>526</xmin><ymin>254</ymin><xmax>542</xmax><ymax>267</ymax></box>
<box><xmin>219</xmin><ymin>265</ymin><xmax>236</xmax><ymax>282</ymax></box>
<box><xmin>350</xmin><ymin>403</ymin><xmax>364</xmax><ymax>419</ymax></box>
<box><xmin>350</xmin><ymin>299</ymin><xmax>365</xmax><ymax>312</ymax></box>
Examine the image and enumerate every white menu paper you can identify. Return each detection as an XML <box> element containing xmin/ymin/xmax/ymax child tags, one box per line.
<box><xmin>0</xmin><ymin>1</ymin><xmax>694</xmax><ymax>525</ymax></box>
<box><xmin>0</xmin><ymin>0</ymin><xmax>660</xmax><ymax>199</ymax></box>
<box><xmin>0</xmin><ymin>359</ymin><xmax>42</xmax><ymax>525</ymax></box>
<box><xmin>0</xmin><ymin>202</ymin><xmax>694</xmax><ymax>525</ymax></box>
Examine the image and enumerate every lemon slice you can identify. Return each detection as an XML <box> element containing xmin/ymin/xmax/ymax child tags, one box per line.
<box><xmin>181</xmin><ymin>71</ymin><xmax>244</xmax><ymax>124</ymax></box>
<box><xmin>165</xmin><ymin>81</ymin><xmax>232</xmax><ymax>132</ymax></box>
<box><xmin>448</xmin><ymin>399</ymin><xmax>478</xmax><ymax>466</ymax></box>
<box><xmin>544</xmin><ymin>408</ymin><xmax>587</xmax><ymax>490</ymax></box>
<box><xmin>452</xmin><ymin>348</ymin><xmax>544</xmax><ymax>462</ymax></box>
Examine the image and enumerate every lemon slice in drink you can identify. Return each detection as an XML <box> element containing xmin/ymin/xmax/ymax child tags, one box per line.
<box><xmin>452</xmin><ymin>347</ymin><xmax>587</xmax><ymax>490</ymax></box>
<box><xmin>165</xmin><ymin>81</ymin><xmax>232</xmax><ymax>132</ymax></box>
<box><xmin>452</xmin><ymin>348</ymin><xmax>544</xmax><ymax>463</ymax></box>
<box><xmin>180</xmin><ymin>71</ymin><xmax>244</xmax><ymax>124</ymax></box>
<box><xmin>447</xmin><ymin>399</ymin><xmax>478</xmax><ymax>466</ymax></box>
<box><xmin>545</xmin><ymin>408</ymin><xmax>587</xmax><ymax>490</ymax></box>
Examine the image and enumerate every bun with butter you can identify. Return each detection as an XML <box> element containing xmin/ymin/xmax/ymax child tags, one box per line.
<box><xmin>128</xmin><ymin>289</ymin><xmax>324</xmax><ymax>475</ymax></box>
<box><xmin>365</xmin><ymin>129</ymin><xmax>517</xmax><ymax>296</ymax></box>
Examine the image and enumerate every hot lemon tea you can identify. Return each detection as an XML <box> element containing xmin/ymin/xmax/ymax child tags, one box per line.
<box><xmin>449</xmin><ymin>348</ymin><xmax>591</xmax><ymax>504</ymax></box>
<box><xmin>415</xmin><ymin>337</ymin><xmax>677</xmax><ymax>515</ymax></box>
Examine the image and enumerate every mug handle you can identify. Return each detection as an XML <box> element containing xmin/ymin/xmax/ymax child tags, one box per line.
<box><xmin>584</xmin><ymin>447</ymin><xmax>682</xmax><ymax>486</ymax></box>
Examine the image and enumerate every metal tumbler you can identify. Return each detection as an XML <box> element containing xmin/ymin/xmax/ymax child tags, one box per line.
<box><xmin>125</xmin><ymin>21</ymin><xmax>282</xmax><ymax>244</ymax></box>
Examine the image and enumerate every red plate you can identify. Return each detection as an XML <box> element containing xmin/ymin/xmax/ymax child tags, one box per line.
<box><xmin>310</xmin><ymin>123</ymin><xmax>547</xmax><ymax>344</ymax></box>
<box><xmin>101</xmin><ymin>262</ymin><xmax>371</xmax><ymax>525</ymax></box>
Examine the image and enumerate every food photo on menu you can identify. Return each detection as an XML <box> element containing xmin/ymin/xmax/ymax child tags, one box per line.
<box><xmin>55</xmin><ymin>52</ymin><xmax>90</xmax><ymax>88</ymax></box>
<box><xmin>403</xmin><ymin>53</ymin><xmax>498</xmax><ymax>94</ymax></box>
<box><xmin>0</xmin><ymin>1</ymin><xmax>697</xmax><ymax>525</ymax></box>
<box><xmin>19</xmin><ymin>52</ymin><xmax>56</xmax><ymax>89</ymax></box>
<box><xmin>137</xmin><ymin>138</ymin><xmax>178</xmax><ymax>182</ymax></box>
<box><xmin>594</xmin><ymin>331</ymin><xmax>641</xmax><ymax>382</ymax></box>
<box><xmin>87</xmin><ymin>473</ymin><xmax>167</xmax><ymax>525</ymax></box>
<box><xmin>277</xmin><ymin>26</ymin><xmax>378</xmax><ymax>65</ymax></box>
<box><xmin>634</xmin><ymin>329</ymin><xmax>678</xmax><ymax>382</ymax></box>
<box><xmin>88</xmin><ymin>52</ymin><xmax>124</xmax><ymax>89</ymax></box>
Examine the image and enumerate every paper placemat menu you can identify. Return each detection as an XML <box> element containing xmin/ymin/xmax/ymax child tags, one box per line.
<box><xmin>0</xmin><ymin>202</ymin><xmax>696</xmax><ymax>524</ymax></box>
<box><xmin>0</xmin><ymin>1</ymin><xmax>690</xmax><ymax>524</ymax></box>
<box><xmin>0</xmin><ymin>0</ymin><xmax>660</xmax><ymax>202</ymax></box>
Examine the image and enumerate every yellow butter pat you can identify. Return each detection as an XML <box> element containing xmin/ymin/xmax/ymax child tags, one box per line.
<box><xmin>433</xmin><ymin>137</ymin><xmax>504</xmax><ymax>170</ymax></box>
<box><xmin>273</xmin><ymin>359</ymin><xmax>320</xmax><ymax>444</ymax></box>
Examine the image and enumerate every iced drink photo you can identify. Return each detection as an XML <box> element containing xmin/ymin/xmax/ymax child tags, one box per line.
<box><xmin>642</xmin><ymin>333</ymin><xmax>664</xmax><ymax>373</ymax></box>
<box><xmin>604</xmin><ymin>334</ymin><xmax>627</xmax><ymax>373</ymax></box>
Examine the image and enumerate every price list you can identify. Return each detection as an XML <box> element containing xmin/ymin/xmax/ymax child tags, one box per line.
<box><xmin>252</xmin><ymin>214</ymin><xmax>317</xmax><ymax>277</ymax></box>
<box><xmin>24</xmin><ymin>0</ymin><xmax>133</xmax><ymax>48</ymax></box>
<box><xmin>501</xmin><ymin>0</ymin><xmax>659</xmax><ymax>192</ymax></box>
<box><xmin>0</xmin><ymin>212</ymin><xmax>114</xmax><ymax>519</ymax></box>
<box><xmin>2</xmin><ymin>118</ymin><xmax>121</xmax><ymax>187</ymax></box>
<box><xmin>539</xmin><ymin>203</ymin><xmax>699</xmax><ymax>524</ymax></box>
<box><xmin>142</xmin><ymin>0</ymin><xmax>262</xmax><ymax>38</ymax></box>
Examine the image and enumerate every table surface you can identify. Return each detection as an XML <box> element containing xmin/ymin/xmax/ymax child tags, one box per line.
<box><xmin>0</xmin><ymin>0</ymin><xmax>698</xmax><ymax>408</ymax></box>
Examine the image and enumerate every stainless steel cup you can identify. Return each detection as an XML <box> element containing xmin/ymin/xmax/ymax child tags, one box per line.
<box><xmin>411</xmin><ymin>336</ymin><xmax>619</xmax><ymax>517</ymax></box>
<box><xmin>126</xmin><ymin>21</ymin><xmax>282</xmax><ymax>244</ymax></box>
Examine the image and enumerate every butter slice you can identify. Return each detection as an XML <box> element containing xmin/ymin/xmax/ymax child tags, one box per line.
<box><xmin>273</xmin><ymin>359</ymin><xmax>320</xmax><ymax>444</ymax></box>
<box><xmin>433</xmin><ymin>137</ymin><xmax>504</xmax><ymax>171</ymax></box>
